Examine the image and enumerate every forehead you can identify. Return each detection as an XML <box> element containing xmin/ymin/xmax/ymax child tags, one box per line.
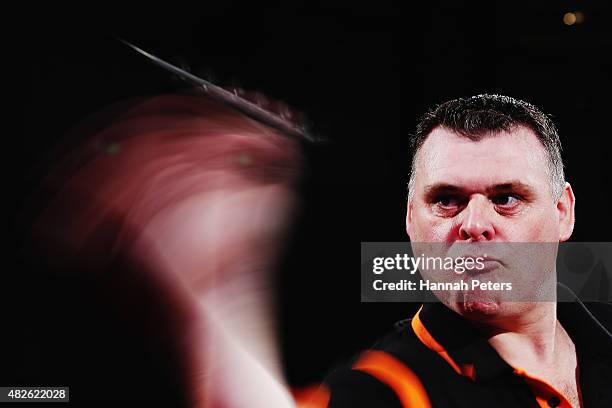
<box><xmin>414</xmin><ymin>126</ymin><xmax>550</xmax><ymax>191</ymax></box>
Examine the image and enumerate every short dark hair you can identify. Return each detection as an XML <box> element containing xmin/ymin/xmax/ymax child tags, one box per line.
<box><xmin>408</xmin><ymin>94</ymin><xmax>565</xmax><ymax>199</ymax></box>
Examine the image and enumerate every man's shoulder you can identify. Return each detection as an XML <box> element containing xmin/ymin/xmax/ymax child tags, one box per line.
<box><xmin>323</xmin><ymin>319</ymin><xmax>435</xmax><ymax>408</ymax></box>
<box><xmin>346</xmin><ymin>318</ymin><xmax>429</xmax><ymax>365</ymax></box>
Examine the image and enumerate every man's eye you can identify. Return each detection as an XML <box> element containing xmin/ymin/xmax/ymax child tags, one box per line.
<box><xmin>491</xmin><ymin>194</ymin><xmax>520</xmax><ymax>207</ymax></box>
<box><xmin>436</xmin><ymin>196</ymin><xmax>463</xmax><ymax>208</ymax></box>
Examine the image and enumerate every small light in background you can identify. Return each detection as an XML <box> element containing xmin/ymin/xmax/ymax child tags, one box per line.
<box><xmin>563</xmin><ymin>13</ymin><xmax>576</xmax><ymax>25</ymax></box>
<box><xmin>563</xmin><ymin>11</ymin><xmax>585</xmax><ymax>26</ymax></box>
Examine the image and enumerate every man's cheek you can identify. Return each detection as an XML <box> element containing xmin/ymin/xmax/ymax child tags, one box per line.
<box><xmin>504</xmin><ymin>212</ymin><xmax>559</xmax><ymax>242</ymax></box>
<box><xmin>411</xmin><ymin>212</ymin><xmax>453</xmax><ymax>241</ymax></box>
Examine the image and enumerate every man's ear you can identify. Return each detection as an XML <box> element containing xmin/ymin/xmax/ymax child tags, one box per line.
<box><xmin>406</xmin><ymin>198</ymin><xmax>413</xmax><ymax>238</ymax></box>
<box><xmin>557</xmin><ymin>182</ymin><xmax>575</xmax><ymax>242</ymax></box>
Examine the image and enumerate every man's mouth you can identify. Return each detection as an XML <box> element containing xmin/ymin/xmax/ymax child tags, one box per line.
<box><xmin>475</xmin><ymin>258</ymin><xmax>503</xmax><ymax>272</ymax></box>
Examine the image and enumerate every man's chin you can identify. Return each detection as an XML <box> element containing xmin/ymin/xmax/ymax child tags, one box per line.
<box><xmin>458</xmin><ymin>299</ymin><xmax>501</xmax><ymax>317</ymax></box>
<box><xmin>441</xmin><ymin>294</ymin><xmax>503</xmax><ymax>320</ymax></box>
<box><xmin>450</xmin><ymin>287</ymin><xmax>508</xmax><ymax>316</ymax></box>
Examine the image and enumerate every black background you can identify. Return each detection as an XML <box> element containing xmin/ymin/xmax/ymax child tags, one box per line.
<box><xmin>12</xmin><ymin>0</ymin><xmax>612</xmax><ymax>401</ymax></box>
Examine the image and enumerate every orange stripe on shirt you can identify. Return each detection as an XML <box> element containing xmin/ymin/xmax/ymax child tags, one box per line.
<box><xmin>411</xmin><ymin>305</ymin><xmax>476</xmax><ymax>380</ymax></box>
<box><xmin>293</xmin><ymin>384</ymin><xmax>331</xmax><ymax>408</ymax></box>
<box><xmin>353</xmin><ymin>350</ymin><xmax>432</xmax><ymax>408</ymax></box>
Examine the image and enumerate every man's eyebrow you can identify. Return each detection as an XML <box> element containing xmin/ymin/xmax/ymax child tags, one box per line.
<box><xmin>423</xmin><ymin>183</ymin><xmax>464</xmax><ymax>197</ymax></box>
<box><xmin>486</xmin><ymin>181</ymin><xmax>536</xmax><ymax>196</ymax></box>
<box><xmin>422</xmin><ymin>181</ymin><xmax>536</xmax><ymax>198</ymax></box>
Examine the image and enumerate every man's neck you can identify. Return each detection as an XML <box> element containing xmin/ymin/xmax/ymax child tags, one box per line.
<box><xmin>470</xmin><ymin>302</ymin><xmax>577</xmax><ymax>381</ymax></box>
<box><xmin>480</xmin><ymin>302</ymin><xmax>560</xmax><ymax>364</ymax></box>
<box><xmin>470</xmin><ymin>302</ymin><xmax>581</xmax><ymax>407</ymax></box>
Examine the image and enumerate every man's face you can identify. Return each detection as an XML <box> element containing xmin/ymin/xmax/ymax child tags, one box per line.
<box><xmin>406</xmin><ymin>125</ymin><xmax>574</xmax><ymax>318</ymax></box>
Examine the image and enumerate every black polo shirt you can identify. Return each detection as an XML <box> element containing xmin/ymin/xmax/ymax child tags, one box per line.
<box><xmin>325</xmin><ymin>286</ymin><xmax>612</xmax><ymax>407</ymax></box>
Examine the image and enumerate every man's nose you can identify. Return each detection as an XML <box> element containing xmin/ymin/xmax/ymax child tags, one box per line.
<box><xmin>458</xmin><ymin>195</ymin><xmax>495</xmax><ymax>241</ymax></box>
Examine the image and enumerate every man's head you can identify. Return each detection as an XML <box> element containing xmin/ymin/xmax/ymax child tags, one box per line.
<box><xmin>407</xmin><ymin>94</ymin><xmax>574</xmax><ymax>243</ymax></box>
<box><xmin>405</xmin><ymin>95</ymin><xmax>575</xmax><ymax>318</ymax></box>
